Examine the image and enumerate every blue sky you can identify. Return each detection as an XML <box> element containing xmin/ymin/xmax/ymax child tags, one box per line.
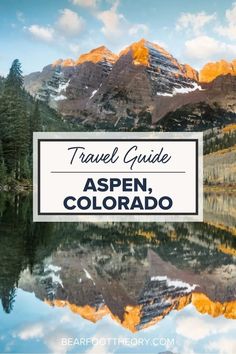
<box><xmin>1</xmin><ymin>0</ymin><xmax>236</xmax><ymax>75</ymax></box>
<box><xmin>0</xmin><ymin>289</ymin><xmax>236</xmax><ymax>354</ymax></box>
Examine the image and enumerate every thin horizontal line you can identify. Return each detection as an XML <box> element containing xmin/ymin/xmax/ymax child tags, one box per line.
<box><xmin>50</xmin><ymin>171</ymin><xmax>186</xmax><ymax>174</ymax></box>
<box><xmin>38</xmin><ymin>212</ymin><xmax>197</xmax><ymax>216</ymax></box>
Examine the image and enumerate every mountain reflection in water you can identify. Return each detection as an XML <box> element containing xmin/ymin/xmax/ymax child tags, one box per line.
<box><xmin>0</xmin><ymin>192</ymin><xmax>235</xmax><ymax>353</ymax></box>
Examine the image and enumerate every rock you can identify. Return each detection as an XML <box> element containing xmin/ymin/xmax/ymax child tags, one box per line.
<box><xmin>200</xmin><ymin>59</ymin><xmax>236</xmax><ymax>83</ymax></box>
<box><xmin>23</xmin><ymin>39</ymin><xmax>236</xmax><ymax>128</ymax></box>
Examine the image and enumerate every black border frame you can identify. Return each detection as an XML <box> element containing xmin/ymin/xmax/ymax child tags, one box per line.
<box><xmin>37</xmin><ymin>138</ymin><xmax>199</xmax><ymax>216</ymax></box>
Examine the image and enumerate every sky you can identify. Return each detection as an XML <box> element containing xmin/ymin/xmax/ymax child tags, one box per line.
<box><xmin>1</xmin><ymin>0</ymin><xmax>236</xmax><ymax>75</ymax></box>
<box><xmin>0</xmin><ymin>289</ymin><xmax>236</xmax><ymax>354</ymax></box>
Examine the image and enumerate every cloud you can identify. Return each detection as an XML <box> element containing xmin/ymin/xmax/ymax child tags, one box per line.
<box><xmin>96</xmin><ymin>0</ymin><xmax>125</xmax><ymax>39</ymax></box>
<box><xmin>68</xmin><ymin>43</ymin><xmax>81</xmax><ymax>55</ymax></box>
<box><xmin>16</xmin><ymin>11</ymin><xmax>25</xmax><ymax>23</ymax></box>
<box><xmin>85</xmin><ymin>344</ymin><xmax>112</xmax><ymax>354</ymax></box>
<box><xmin>26</xmin><ymin>9</ymin><xmax>85</xmax><ymax>44</ymax></box>
<box><xmin>176</xmin><ymin>11</ymin><xmax>216</xmax><ymax>35</ymax></box>
<box><xmin>56</xmin><ymin>8</ymin><xmax>85</xmax><ymax>37</ymax></box>
<box><xmin>96</xmin><ymin>0</ymin><xmax>149</xmax><ymax>41</ymax></box>
<box><xmin>84</xmin><ymin>332</ymin><xmax>114</xmax><ymax>354</ymax></box>
<box><xmin>14</xmin><ymin>318</ymin><xmax>73</xmax><ymax>354</ymax></box>
<box><xmin>128</xmin><ymin>24</ymin><xmax>149</xmax><ymax>37</ymax></box>
<box><xmin>152</xmin><ymin>39</ymin><xmax>168</xmax><ymax>49</ymax></box>
<box><xmin>26</xmin><ymin>0</ymin><xmax>148</xmax><ymax>51</ymax></box>
<box><xmin>181</xmin><ymin>340</ymin><xmax>197</xmax><ymax>354</ymax></box>
<box><xmin>17</xmin><ymin>323</ymin><xmax>44</xmax><ymax>340</ymax></box>
<box><xmin>205</xmin><ymin>338</ymin><xmax>236</xmax><ymax>354</ymax></box>
<box><xmin>45</xmin><ymin>331</ymin><xmax>68</xmax><ymax>354</ymax></box>
<box><xmin>176</xmin><ymin>314</ymin><xmax>236</xmax><ymax>341</ymax></box>
<box><xmin>27</xmin><ymin>25</ymin><xmax>55</xmax><ymax>42</ymax></box>
<box><xmin>70</xmin><ymin>0</ymin><xmax>97</xmax><ymax>8</ymax></box>
<box><xmin>184</xmin><ymin>35</ymin><xmax>236</xmax><ymax>62</ymax></box>
<box><xmin>216</xmin><ymin>2</ymin><xmax>236</xmax><ymax>39</ymax></box>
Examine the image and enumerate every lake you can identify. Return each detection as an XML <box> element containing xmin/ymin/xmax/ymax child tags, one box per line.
<box><xmin>0</xmin><ymin>192</ymin><xmax>235</xmax><ymax>353</ymax></box>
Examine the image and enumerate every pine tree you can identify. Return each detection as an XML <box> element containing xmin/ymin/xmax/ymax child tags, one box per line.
<box><xmin>29</xmin><ymin>100</ymin><xmax>42</xmax><ymax>156</ymax></box>
<box><xmin>0</xmin><ymin>140</ymin><xmax>7</xmax><ymax>185</ymax></box>
<box><xmin>0</xmin><ymin>59</ymin><xmax>71</xmax><ymax>184</ymax></box>
<box><xmin>5</xmin><ymin>59</ymin><xmax>23</xmax><ymax>91</ymax></box>
<box><xmin>1</xmin><ymin>59</ymin><xmax>30</xmax><ymax>180</ymax></box>
<box><xmin>31</xmin><ymin>100</ymin><xmax>41</xmax><ymax>132</ymax></box>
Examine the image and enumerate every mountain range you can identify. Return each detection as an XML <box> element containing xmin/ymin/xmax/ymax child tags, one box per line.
<box><xmin>1</xmin><ymin>190</ymin><xmax>236</xmax><ymax>332</ymax></box>
<box><xmin>24</xmin><ymin>39</ymin><xmax>236</xmax><ymax>130</ymax></box>
<box><xmin>18</xmin><ymin>218</ymin><xmax>236</xmax><ymax>332</ymax></box>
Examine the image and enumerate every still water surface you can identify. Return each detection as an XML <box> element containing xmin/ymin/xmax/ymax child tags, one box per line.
<box><xmin>0</xmin><ymin>192</ymin><xmax>235</xmax><ymax>353</ymax></box>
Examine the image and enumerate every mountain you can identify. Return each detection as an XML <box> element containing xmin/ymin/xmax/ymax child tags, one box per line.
<box><xmin>82</xmin><ymin>39</ymin><xmax>200</xmax><ymax>125</ymax></box>
<box><xmin>200</xmin><ymin>59</ymin><xmax>236</xmax><ymax>83</ymax></box>
<box><xmin>24</xmin><ymin>39</ymin><xmax>200</xmax><ymax>125</ymax></box>
<box><xmin>24</xmin><ymin>46</ymin><xmax>118</xmax><ymax>110</ymax></box>
<box><xmin>24</xmin><ymin>39</ymin><xmax>236</xmax><ymax>130</ymax></box>
<box><xmin>74</xmin><ymin>45</ymin><xmax>118</xmax><ymax>65</ymax></box>
<box><xmin>1</xmin><ymin>190</ymin><xmax>236</xmax><ymax>329</ymax></box>
<box><xmin>56</xmin><ymin>46</ymin><xmax>118</xmax><ymax>116</ymax></box>
<box><xmin>18</xmin><ymin>230</ymin><xmax>236</xmax><ymax>332</ymax></box>
<box><xmin>155</xmin><ymin>74</ymin><xmax>236</xmax><ymax>127</ymax></box>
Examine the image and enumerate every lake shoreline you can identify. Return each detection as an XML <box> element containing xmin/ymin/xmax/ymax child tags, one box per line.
<box><xmin>1</xmin><ymin>182</ymin><xmax>236</xmax><ymax>194</ymax></box>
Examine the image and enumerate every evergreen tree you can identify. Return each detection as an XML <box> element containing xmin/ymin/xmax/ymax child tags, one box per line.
<box><xmin>0</xmin><ymin>59</ymin><xmax>74</xmax><ymax>185</ymax></box>
<box><xmin>0</xmin><ymin>139</ymin><xmax>7</xmax><ymax>185</ymax></box>
<box><xmin>0</xmin><ymin>59</ymin><xmax>30</xmax><ymax>180</ymax></box>
<box><xmin>5</xmin><ymin>59</ymin><xmax>23</xmax><ymax>91</ymax></box>
<box><xmin>31</xmin><ymin>100</ymin><xmax>41</xmax><ymax>132</ymax></box>
<box><xmin>28</xmin><ymin>100</ymin><xmax>42</xmax><ymax>158</ymax></box>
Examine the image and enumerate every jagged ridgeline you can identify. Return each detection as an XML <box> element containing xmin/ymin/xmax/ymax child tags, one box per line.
<box><xmin>0</xmin><ymin>59</ymin><xmax>77</xmax><ymax>185</ymax></box>
<box><xmin>1</xmin><ymin>38</ymin><xmax>236</xmax><ymax>186</ymax></box>
<box><xmin>24</xmin><ymin>39</ymin><xmax>236</xmax><ymax>132</ymax></box>
<box><xmin>22</xmin><ymin>39</ymin><xmax>236</xmax><ymax>187</ymax></box>
<box><xmin>0</xmin><ymin>192</ymin><xmax>236</xmax><ymax>324</ymax></box>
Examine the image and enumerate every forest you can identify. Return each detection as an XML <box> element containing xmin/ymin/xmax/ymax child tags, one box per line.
<box><xmin>0</xmin><ymin>59</ymin><xmax>75</xmax><ymax>188</ymax></box>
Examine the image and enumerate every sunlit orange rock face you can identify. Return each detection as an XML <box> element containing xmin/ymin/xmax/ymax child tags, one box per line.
<box><xmin>120</xmin><ymin>39</ymin><xmax>150</xmax><ymax>66</ymax></box>
<box><xmin>45</xmin><ymin>299</ymin><xmax>141</xmax><ymax>332</ymax></box>
<box><xmin>45</xmin><ymin>300</ymin><xmax>110</xmax><ymax>323</ymax></box>
<box><xmin>111</xmin><ymin>305</ymin><xmax>142</xmax><ymax>333</ymax></box>
<box><xmin>200</xmin><ymin>59</ymin><xmax>236</xmax><ymax>83</ymax></box>
<box><xmin>52</xmin><ymin>58</ymin><xmax>75</xmax><ymax>67</ymax></box>
<box><xmin>121</xmin><ymin>39</ymin><xmax>199</xmax><ymax>82</ymax></box>
<box><xmin>182</xmin><ymin>63</ymin><xmax>199</xmax><ymax>81</ymax></box>
<box><xmin>52</xmin><ymin>46</ymin><xmax>118</xmax><ymax>67</ymax></box>
<box><xmin>192</xmin><ymin>293</ymin><xmax>236</xmax><ymax>319</ymax></box>
<box><xmin>45</xmin><ymin>293</ymin><xmax>236</xmax><ymax>332</ymax></box>
<box><xmin>75</xmin><ymin>46</ymin><xmax>118</xmax><ymax>65</ymax></box>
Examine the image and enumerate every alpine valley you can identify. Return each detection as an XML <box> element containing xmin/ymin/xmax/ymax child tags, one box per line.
<box><xmin>24</xmin><ymin>38</ymin><xmax>236</xmax><ymax>132</ymax></box>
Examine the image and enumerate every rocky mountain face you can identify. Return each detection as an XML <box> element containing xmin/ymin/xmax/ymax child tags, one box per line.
<box><xmin>18</xmin><ymin>238</ymin><xmax>236</xmax><ymax>332</ymax></box>
<box><xmin>17</xmin><ymin>211</ymin><xmax>236</xmax><ymax>331</ymax></box>
<box><xmin>24</xmin><ymin>45</ymin><xmax>117</xmax><ymax>112</ymax></box>
<box><xmin>19</xmin><ymin>245</ymin><xmax>236</xmax><ymax>332</ymax></box>
<box><xmin>155</xmin><ymin>74</ymin><xmax>236</xmax><ymax>127</ymax></box>
<box><xmin>84</xmin><ymin>39</ymin><xmax>200</xmax><ymax>126</ymax></box>
<box><xmin>158</xmin><ymin>101</ymin><xmax>236</xmax><ymax>132</ymax></box>
<box><xmin>200</xmin><ymin>59</ymin><xmax>236</xmax><ymax>83</ymax></box>
<box><xmin>24</xmin><ymin>39</ymin><xmax>200</xmax><ymax>125</ymax></box>
<box><xmin>57</xmin><ymin>46</ymin><xmax>118</xmax><ymax>117</ymax></box>
<box><xmin>1</xmin><ymin>189</ymin><xmax>236</xmax><ymax>330</ymax></box>
<box><xmin>24</xmin><ymin>39</ymin><xmax>236</xmax><ymax>129</ymax></box>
